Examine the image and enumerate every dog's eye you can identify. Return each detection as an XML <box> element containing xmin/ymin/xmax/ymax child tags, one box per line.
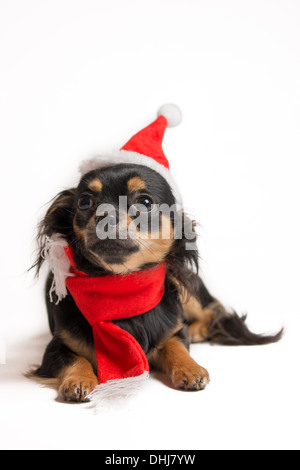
<box><xmin>133</xmin><ymin>196</ymin><xmax>154</xmax><ymax>212</ymax></box>
<box><xmin>78</xmin><ymin>196</ymin><xmax>94</xmax><ymax>210</ymax></box>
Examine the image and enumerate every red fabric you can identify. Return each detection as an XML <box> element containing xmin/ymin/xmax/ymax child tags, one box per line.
<box><xmin>122</xmin><ymin>115</ymin><xmax>169</xmax><ymax>169</ymax></box>
<box><xmin>64</xmin><ymin>245</ymin><xmax>166</xmax><ymax>383</ymax></box>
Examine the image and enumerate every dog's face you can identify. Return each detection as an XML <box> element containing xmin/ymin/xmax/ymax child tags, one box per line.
<box><xmin>74</xmin><ymin>164</ymin><xmax>176</xmax><ymax>273</ymax></box>
<box><xmin>37</xmin><ymin>163</ymin><xmax>192</xmax><ymax>276</ymax></box>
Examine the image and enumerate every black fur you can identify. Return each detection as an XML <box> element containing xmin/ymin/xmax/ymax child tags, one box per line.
<box><xmin>206</xmin><ymin>310</ymin><xmax>283</xmax><ymax>346</ymax></box>
<box><xmin>31</xmin><ymin>163</ymin><xmax>283</xmax><ymax>392</ymax></box>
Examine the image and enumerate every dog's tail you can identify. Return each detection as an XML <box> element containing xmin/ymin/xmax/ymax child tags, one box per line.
<box><xmin>205</xmin><ymin>303</ymin><xmax>283</xmax><ymax>346</ymax></box>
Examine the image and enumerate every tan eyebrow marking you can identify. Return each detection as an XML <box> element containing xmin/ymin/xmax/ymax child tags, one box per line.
<box><xmin>88</xmin><ymin>178</ymin><xmax>103</xmax><ymax>192</ymax></box>
<box><xmin>73</xmin><ymin>216</ymin><xmax>87</xmax><ymax>243</ymax></box>
<box><xmin>127</xmin><ymin>177</ymin><xmax>146</xmax><ymax>193</ymax></box>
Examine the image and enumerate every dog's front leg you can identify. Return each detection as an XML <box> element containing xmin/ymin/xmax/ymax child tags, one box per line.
<box><xmin>149</xmin><ymin>336</ymin><xmax>210</xmax><ymax>391</ymax></box>
<box><xmin>58</xmin><ymin>356</ymin><xmax>98</xmax><ymax>402</ymax></box>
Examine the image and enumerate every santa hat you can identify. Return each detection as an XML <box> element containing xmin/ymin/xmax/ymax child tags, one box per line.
<box><xmin>79</xmin><ymin>104</ymin><xmax>183</xmax><ymax>204</ymax></box>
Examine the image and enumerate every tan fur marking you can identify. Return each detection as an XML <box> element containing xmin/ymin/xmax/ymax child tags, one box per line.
<box><xmin>170</xmin><ymin>277</ymin><xmax>218</xmax><ymax>343</ymax></box>
<box><xmin>74</xmin><ymin>211</ymin><xmax>97</xmax><ymax>245</ymax></box>
<box><xmin>60</xmin><ymin>330</ymin><xmax>97</xmax><ymax>370</ymax></box>
<box><xmin>147</xmin><ymin>217</ymin><xmax>174</xmax><ymax>256</ymax></box>
<box><xmin>88</xmin><ymin>178</ymin><xmax>103</xmax><ymax>192</ymax></box>
<box><xmin>73</xmin><ymin>216</ymin><xmax>87</xmax><ymax>243</ymax></box>
<box><xmin>102</xmin><ymin>238</ymin><xmax>173</xmax><ymax>274</ymax></box>
<box><xmin>188</xmin><ymin>309</ymin><xmax>215</xmax><ymax>342</ymax></box>
<box><xmin>170</xmin><ymin>276</ymin><xmax>215</xmax><ymax>323</ymax></box>
<box><xmin>182</xmin><ymin>294</ymin><xmax>204</xmax><ymax>322</ymax></box>
<box><xmin>58</xmin><ymin>356</ymin><xmax>98</xmax><ymax>402</ymax></box>
<box><xmin>49</xmin><ymin>206</ymin><xmax>58</xmax><ymax>214</ymax></box>
<box><xmin>170</xmin><ymin>276</ymin><xmax>207</xmax><ymax>322</ymax></box>
<box><xmin>147</xmin><ymin>320</ymin><xmax>183</xmax><ymax>366</ymax></box>
<box><xmin>127</xmin><ymin>177</ymin><xmax>146</xmax><ymax>192</ymax></box>
<box><xmin>95</xmin><ymin>216</ymin><xmax>174</xmax><ymax>274</ymax></box>
<box><xmin>78</xmin><ymin>211</ymin><xmax>174</xmax><ymax>275</ymax></box>
<box><xmin>149</xmin><ymin>336</ymin><xmax>210</xmax><ymax>390</ymax></box>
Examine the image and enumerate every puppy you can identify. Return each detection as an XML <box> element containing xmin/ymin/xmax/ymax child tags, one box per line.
<box><xmin>30</xmin><ymin>105</ymin><xmax>282</xmax><ymax>402</ymax></box>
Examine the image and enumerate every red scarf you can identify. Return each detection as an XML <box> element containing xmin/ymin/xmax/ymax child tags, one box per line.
<box><xmin>63</xmin><ymin>246</ymin><xmax>166</xmax><ymax>385</ymax></box>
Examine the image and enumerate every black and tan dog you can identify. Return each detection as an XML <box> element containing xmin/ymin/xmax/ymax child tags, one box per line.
<box><xmin>30</xmin><ymin>106</ymin><xmax>282</xmax><ymax>402</ymax></box>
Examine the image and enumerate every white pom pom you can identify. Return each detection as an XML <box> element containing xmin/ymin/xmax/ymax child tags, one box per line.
<box><xmin>158</xmin><ymin>103</ymin><xmax>182</xmax><ymax>128</ymax></box>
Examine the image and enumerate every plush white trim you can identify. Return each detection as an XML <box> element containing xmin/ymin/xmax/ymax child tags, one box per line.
<box><xmin>79</xmin><ymin>150</ymin><xmax>182</xmax><ymax>205</ymax></box>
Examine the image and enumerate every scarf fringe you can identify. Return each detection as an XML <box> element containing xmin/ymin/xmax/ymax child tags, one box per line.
<box><xmin>87</xmin><ymin>371</ymin><xmax>149</xmax><ymax>408</ymax></box>
<box><xmin>41</xmin><ymin>234</ymin><xmax>73</xmax><ymax>304</ymax></box>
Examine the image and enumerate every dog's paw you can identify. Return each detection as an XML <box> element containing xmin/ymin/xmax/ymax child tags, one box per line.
<box><xmin>59</xmin><ymin>375</ymin><xmax>98</xmax><ymax>402</ymax></box>
<box><xmin>171</xmin><ymin>364</ymin><xmax>210</xmax><ymax>391</ymax></box>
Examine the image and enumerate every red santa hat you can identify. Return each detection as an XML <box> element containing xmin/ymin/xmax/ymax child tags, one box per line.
<box><xmin>79</xmin><ymin>104</ymin><xmax>183</xmax><ymax>204</ymax></box>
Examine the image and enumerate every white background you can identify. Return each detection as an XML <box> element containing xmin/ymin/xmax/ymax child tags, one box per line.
<box><xmin>0</xmin><ymin>0</ymin><xmax>299</xmax><ymax>450</ymax></box>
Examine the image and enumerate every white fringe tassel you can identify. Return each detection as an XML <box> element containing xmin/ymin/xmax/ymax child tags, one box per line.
<box><xmin>41</xmin><ymin>234</ymin><xmax>73</xmax><ymax>304</ymax></box>
<box><xmin>88</xmin><ymin>371</ymin><xmax>149</xmax><ymax>410</ymax></box>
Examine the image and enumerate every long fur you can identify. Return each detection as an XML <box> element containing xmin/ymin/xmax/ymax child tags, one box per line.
<box><xmin>29</xmin><ymin>163</ymin><xmax>283</xmax><ymax>401</ymax></box>
<box><xmin>207</xmin><ymin>310</ymin><xmax>283</xmax><ymax>346</ymax></box>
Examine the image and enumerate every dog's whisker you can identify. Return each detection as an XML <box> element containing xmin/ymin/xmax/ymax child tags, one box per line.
<box><xmin>135</xmin><ymin>237</ymin><xmax>162</xmax><ymax>264</ymax></box>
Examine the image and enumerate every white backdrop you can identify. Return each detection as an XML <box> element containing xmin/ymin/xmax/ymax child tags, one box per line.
<box><xmin>0</xmin><ymin>0</ymin><xmax>299</xmax><ymax>450</ymax></box>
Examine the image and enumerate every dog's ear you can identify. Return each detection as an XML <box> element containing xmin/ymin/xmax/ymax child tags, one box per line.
<box><xmin>32</xmin><ymin>189</ymin><xmax>76</xmax><ymax>276</ymax></box>
<box><xmin>167</xmin><ymin>211</ymin><xmax>199</xmax><ymax>295</ymax></box>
